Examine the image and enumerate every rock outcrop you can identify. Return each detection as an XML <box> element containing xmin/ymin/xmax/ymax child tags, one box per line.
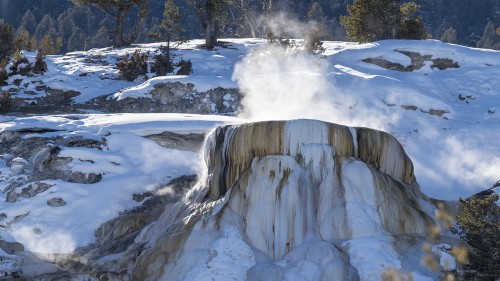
<box><xmin>363</xmin><ymin>50</ymin><xmax>460</xmax><ymax>71</ymax></box>
<box><xmin>5</xmin><ymin>82</ymin><xmax>241</xmax><ymax>115</ymax></box>
<box><xmin>128</xmin><ymin>120</ymin><xmax>439</xmax><ymax>280</ymax></box>
<box><xmin>92</xmin><ymin>83</ymin><xmax>241</xmax><ymax>115</ymax></box>
<box><xmin>0</xmin><ymin>129</ymin><xmax>105</xmax><ymax>190</ymax></box>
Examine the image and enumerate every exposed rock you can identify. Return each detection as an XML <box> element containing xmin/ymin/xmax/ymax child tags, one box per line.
<box><xmin>400</xmin><ymin>105</ymin><xmax>449</xmax><ymax>118</ymax></box>
<box><xmin>3</xmin><ymin>79</ymin><xmax>241</xmax><ymax>115</ymax></box>
<box><xmin>0</xmin><ymin>131</ymin><xmax>105</xmax><ymax>185</ymax></box>
<box><xmin>425</xmin><ymin>109</ymin><xmax>448</xmax><ymax>117</ymax></box>
<box><xmin>362</xmin><ymin>57</ymin><xmax>408</xmax><ymax>71</ymax></box>
<box><xmin>20</xmin><ymin>182</ymin><xmax>53</xmax><ymax>199</ymax></box>
<box><xmin>2</xmin><ymin>213</ymin><xmax>30</xmax><ymax>229</ymax></box>
<box><xmin>363</xmin><ymin>50</ymin><xmax>460</xmax><ymax>72</ymax></box>
<box><xmin>6</xmin><ymin>191</ymin><xmax>19</xmax><ymax>203</ymax></box>
<box><xmin>90</xmin><ymin>82</ymin><xmax>241</xmax><ymax>115</ymax></box>
<box><xmin>145</xmin><ymin>131</ymin><xmax>205</xmax><ymax>152</ymax></box>
<box><xmin>5</xmin><ymin>88</ymin><xmax>82</xmax><ymax>115</ymax></box>
<box><xmin>30</xmin><ymin>175</ymin><xmax>200</xmax><ymax>280</ymax></box>
<box><xmin>47</xmin><ymin>197</ymin><xmax>67</xmax><ymax>207</ymax></box>
<box><xmin>431</xmin><ymin>58</ymin><xmax>459</xmax><ymax>70</ymax></box>
<box><xmin>400</xmin><ymin>105</ymin><xmax>418</xmax><ymax>111</ymax></box>
<box><xmin>44</xmin><ymin>88</ymin><xmax>81</xmax><ymax>106</ymax></box>
<box><xmin>132</xmin><ymin>192</ymin><xmax>154</xmax><ymax>202</ymax></box>
<box><xmin>206</xmin><ymin>120</ymin><xmax>418</xmax><ymax>199</ymax></box>
<box><xmin>0</xmin><ymin>259</ymin><xmax>22</xmax><ymax>279</ymax></box>
<box><xmin>470</xmin><ymin>180</ymin><xmax>500</xmax><ymax>199</ymax></box>
<box><xmin>0</xmin><ymin>240</ymin><xmax>24</xmax><ymax>254</ymax></box>
<box><xmin>10</xmin><ymin>157</ymin><xmax>29</xmax><ymax>175</ymax></box>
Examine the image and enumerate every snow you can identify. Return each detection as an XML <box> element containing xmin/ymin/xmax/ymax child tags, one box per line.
<box><xmin>1</xmin><ymin>38</ymin><xmax>499</xmax><ymax>279</ymax></box>
<box><xmin>344</xmin><ymin>236</ymin><xmax>402</xmax><ymax>280</ymax></box>
<box><xmin>3</xmin><ymin>39</ymin><xmax>498</xmax><ymax>199</ymax></box>
<box><xmin>0</xmin><ymin>113</ymin><xmax>240</xmax><ymax>137</ymax></box>
<box><xmin>231</xmin><ymin>39</ymin><xmax>500</xmax><ymax>199</ymax></box>
<box><xmin>0</xmin><ymin>113</ymin><xmax>240</xmax><ymax>253</ymax></box>
<box><xmin>431</xmin><ymin>244</ymin><xmax>457</xmax><ymax>271</ymax></box>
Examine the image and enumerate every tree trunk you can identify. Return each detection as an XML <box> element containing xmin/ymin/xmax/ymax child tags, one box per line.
<box><xmin>205</xmin><ymin>8</ymin><xmax>217</xmax><ymax>49</ymax></box>
<box><xmin>113</xmin><ymin>8</ymin><xmax>126</xmax><ymax>47</ymax></box>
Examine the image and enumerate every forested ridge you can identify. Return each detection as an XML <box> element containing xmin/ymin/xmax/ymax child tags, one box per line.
<box><xmin>0</xmin><ymin>0</ymin><xmax>499</xmax><ymax>53</ymax></box>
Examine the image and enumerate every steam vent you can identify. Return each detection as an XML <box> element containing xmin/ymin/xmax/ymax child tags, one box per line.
<box><xmin>140</xmin><ymin>119</ymin><xmax>439</xmax><ymax>281</ymax></box>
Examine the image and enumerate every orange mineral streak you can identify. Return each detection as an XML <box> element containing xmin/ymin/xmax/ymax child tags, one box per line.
<box><xmin>207</xmin><ymin>120</ymin><xmax>418</xmax><ymax>200</ymax></box>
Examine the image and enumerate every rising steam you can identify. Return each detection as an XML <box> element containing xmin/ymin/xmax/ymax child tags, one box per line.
<box><xmin>232</xmin><ymin>14</ymin><xmax>392</xmax><ymax>130</ymax></box>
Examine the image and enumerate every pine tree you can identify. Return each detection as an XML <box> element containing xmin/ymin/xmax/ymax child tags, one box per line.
<box><xmin>155</xmin><ymin>0</ymin><xmax>185</xmax><ymax>50</ymax></box>
<box><xmin>340</xmin><ymin>0</ymin><xmax>400</xmax><ymax>42</ymax></box>
<box><xmin>57</xmin><ymin>8</ymin><xmax>78</xmax><ymax>52</ymax></box>
<box><xmin>35</xmin><ymin>15</ymin><xmax>56</xmax><ymax>43</ymax></box>
<box><xmin>476</xmin><ymin>21</ymin><xmax>498</xmax><ymax>49</ymax></box>
<box><xmin>71</xmin><ymin>0</ymin><xmax>150</xmax><ymax>48</ymax></box>
<box><xmin>397</xmin><ymin>2</ymin><xmax>427</xmax><ymax>40</ymax></box>
<box><xmin>340</xmin><ymin>0</ymin><xmax>426</xmax><ymax>43</ymax></box>
<box><xmin>451</xmin><ymin>193</ymin><xmax>500</xmax><ymax>280</ymax></box>
<box><xmin>92</xmin><ymin>26</ymin><xmax>113</xmax><ymax>48</ymax></box>
<box><xmin>305</xmin><ymin>2</ymin><xmax>326</xmax><ymax>54</ymax></box>
<box><xmin>440</xmin><ymin>27</ymin><xmax>458</xmax><ymax>44</ymax></box>
<box><xmin>20</xmin><ymin>10</ymin><xmax>37</xmax><ymax>35</ymax></box>
<box><xmin>307</xmin><ymin>2</ymin><xmax>324</xmax><ymax>22</ymax></box>
<box><xmin>38</xmin><ymin>33</ymin><xmax>62</xmax><ymax>55</ymax></box>
<box><xmin>14</xmin><ymin>26</ymin><xmax>36</xmax><ymax>52</ymax></box>
<box><xmin>67</xmin><ymin>28</ymin><xmax>88</xmax><ymax>51</ymax></box>
<box><xmin>0</xmin><ymin>23</ymin><xmax>14</xmax><ymax>60</ymax></box>
<box><xmin>149</xmin><ymin>0</ymin><xmax>186</xmax><ymax>76</ymax></box>
<box><xmin>147</xmin><ymin>17</ymin><xmax>163</xmax><ymax>42</ymax></box>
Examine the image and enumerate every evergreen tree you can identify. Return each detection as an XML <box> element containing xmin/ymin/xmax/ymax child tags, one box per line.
<box><xmin>35</xmin><ymin>15</ymin><xmax>56</xmax><ymax>42</ymax></box>
<box><xmin>147</xmin><ymin>17</ymin><xmax>163</xmax><ymax>41</ymax></box>
<box><xmin>451</xmin><ymin>193</ymin><xmax>500</xmax><ymax>280</ymax></box>
<box><xmin>57</xmin><ymin>12</ymin><xmax>77</xmax><ymax>53</ymax></box>
<box><xmin>149</xmin><ymin>0</ymin><xmax>186</xmax><ymax>76</ymax></box>
<box><xmin>38</xmin><ymin>33</ymin><xmax>62</xmax><ymax>55</ymax></box>
<box><xmin>476</xmin><ymin>21</ymin><xmax>498</xmax><ymax>49</ymax></box>
<box><xmin>20</xmin><ymin>10</ymin><xmax>37</xmax><ymax>35</ymax></box>
<box><xmin>340</xmin><ymin>0</ymin><xmax>426</xmax><ymax>43</ymax></box>
<box><xmin>440</xmin><ymin>27</ymin><xmax>457</xmax><ymax>44</ymax></box>
<box><xmin>307</xmin><ymin>2</ymin><xmax>325</xmax><ymax>22</ymax></box>
<box><xmin>0</xmin><ymin>23</ymin><xmax>14</xmax><ymax>60</ymax></box>
<box><xmin>340</xmin><ymin>0</ymin><xmax>400</xmax><ymax>42</ymax></box>
<box><xmin>305</xmin><ymin>2</ymin><xmax>326</xmax><ymax>54</ymax></box>
<box><xmin>14</xmin><ymin>26</ymin><xmax>36</xmax><ymax>52</ymax></box>
<box><xmin>161</xmin><ymin>0</ymin><xmax>185</xmax><ymax>49</ymax></box>
<box><xmin>188</xmin><ymin>0</ymin><xmax>232</xmax><ymax>49</ymax></box>
<box><xmin>67</xmin><ymin>27</ymin><xmax>88</xmax><ymax>51</ymax></box>
<box><xmin>397</xmin><ymin>2</ymin><xmax>427</xmax><ymax>40</ymax></box>
<box><xmin>92</xmin><ymin>26</ymin><xmax>113</xmax><ymax>48</ymax></box>
<box><xmin>71</xmin><ymin>0</ymin><xmax>150</xmax><ymax>48</ymax></box>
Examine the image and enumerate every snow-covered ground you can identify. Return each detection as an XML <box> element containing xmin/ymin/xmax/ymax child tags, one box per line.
<box><xmin>3</xmin><ymin>39</ymin><xmax>498</xmax><ymax>199</ymax></box>
<box><xmin>0</xmin><ymin>38</ymin><xmax>499</xmax><ymax>278</ymax></box>
<box><xmin>0</xmin><ymin>113</ymin><xmax>239</xmax><ymax>254</ymax></box>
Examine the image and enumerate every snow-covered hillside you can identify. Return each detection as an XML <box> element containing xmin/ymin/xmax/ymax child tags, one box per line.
<box><xmin>2</xmin><ymin>39</ymin><xmax>499</xmax><ymax>199</ymax></box>
<box><xmin>0</xmin><ymin>39</ymin><xmax>499</xmax><ymax>279</ymax></box>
